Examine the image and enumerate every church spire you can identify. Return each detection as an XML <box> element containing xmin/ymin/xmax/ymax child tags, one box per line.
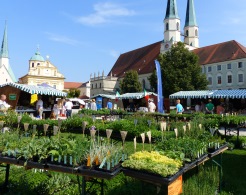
<box><xmin>184</xmin><ymin>0</ymin><xmax>199</xmax><ymax>49</ymax></box>
<box><xmin>185</xmin><ymin>0</ymin><xmax>197</xmax><ymax>27</ymax></box>
<box><xmin>165</xmin><ymin>0</ymin><xmax>179</xmax><ymax>19</ymax></box>
<box><xmin>161</xmin><ymin>0</ymin><xmax>181</xmax><ymax>53</ymax></box>
<box><xmin>0</xmin><ymin>21</ymin><xmax>8</xmax><ymax>58</ymax></box>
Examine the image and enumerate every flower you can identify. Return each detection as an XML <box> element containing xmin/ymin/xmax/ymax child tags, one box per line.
<box><xmin>90</xmin><ymin>126</ymin><xmax>96</xmax><ymax>130</ymax></box>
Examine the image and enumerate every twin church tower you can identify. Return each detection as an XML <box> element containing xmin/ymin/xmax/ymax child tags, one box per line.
<box><xmin>160</xmin><ymin>0</ymin><xmax>199</xmax><ymax>53</ymax></box>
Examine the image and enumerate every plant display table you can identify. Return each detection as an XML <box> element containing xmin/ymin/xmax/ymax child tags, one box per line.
<box><xmin>122</xmin><ymin>144</ymin><xmax>228</xmax><ymax>195</ymax></box>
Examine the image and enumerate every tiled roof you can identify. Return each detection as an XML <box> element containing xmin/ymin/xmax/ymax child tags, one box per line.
<box><xmin>64</xmin><ymin>82</ymin><xmax>83</xmax><ymax>89</ymax></box>
<box><xmin>108</xmin><ymin>41</ymin><xmax>161</xmax><ymax>77</ymax></box>
<box><xmin>108</xmin><ymin>40</ymin><xmax>246</xmax><ymax>78</ymax></box>
<box><xmin>193</xmin><ymin>40</ymin><xmax>246</xmax><ymax>65</ymax></box>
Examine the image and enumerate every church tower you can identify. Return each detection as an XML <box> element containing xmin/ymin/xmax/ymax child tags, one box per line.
<box><xmin>0</xmin><ymin>22</ymin><xmax>16</xmax><ymax>84</ymax></box>
<box><xmin>184</xmin><ymin>0</ymin><xmax>199</xmax><ymax>49</ymax></box>
<box><xmin>161</xmin><ymin>0</ymin><xmax>180</xmax><ymax>53</ymax></box>
<box><xmin>0</xmin><ymin>22</ymin><xmax>9</xmax><ymax>69</ymax></box>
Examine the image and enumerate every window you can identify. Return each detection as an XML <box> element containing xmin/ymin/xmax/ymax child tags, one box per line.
<box><xmin>217</xmin><ymin>76</ymin><xmax>222</xmax><ymax>84</ymax></box>
<box><xmin>238</xmin><ymin>62</ymin><xmax>243</xmax><ymax>68</ymax></box>
<box><xmin>227</xmin><ymin>63</ymin><xmax>231</xmax><ymax>69</ymax></box>
<box><xmin>32</xmin><ymin>63</ymin><xmax>34</xmax><ymax>67</ymax></box>
<box><xmin>166</xmin><ymin>23</ymin><xmax>169</xmax><ymax>31</ymax></box>
<box><xmin>100</xmin><ymin>83</ymin><xmax>102</xmax><ymax>88</ymax></box>
<box><xmin>142</xmin><ymin>79</ymin><xmax>146</xmax><ymax>89</ymax></box>
<box><xmin>238</xmin><ymin>74</ymin><xmax>244</xmax><ymax>82</ymax></box>
<box><xmin>186</xmin><ymin>30</ymin><xmax>189</xmax><ymax>36</ymax></box>
<box><xmin>53</xmin><ymin>85</ymin><xmax>56</xmax><ymax>89</ymax></box>
<box><xmin>176</xmin><ymin>22</ymin><xmax>179</xmax><ymax>30</ymax></box>
<box><xmin>208</xmin><ymin>66</ymin><xmax>212</xmax><ymax>72</ymax></box>
<box><xmin>227</xmin><ymin>75</ymin><xmax>232</xmax><ymax>83</ymax></box>
<box><xmin>37</xmin><ymin>63</ymin><xmax>40</xmax><ymax>66</ymax></box>
<box><xmin>217</xmin><ymin>65</ymin><xmax>221</xmax><ymax>71</ymax></box>
<box><xmin>195</xmin><ymin>29</ymin><xmax>198</xmax><ymax>36</ymax></box>
<box><xmin>91</xmin><ymin>84</ymin><xmax>93</xmax><ymax>89</ymax></box>
<box><xmin>95</xmin><ymin>83</ymin><xmax>97</xmax><ymax>88</ymax></box>
<box><xmin>208</xmin><ymin>77</ymin><xmax>212</xmax><ymax>85</ymax></box>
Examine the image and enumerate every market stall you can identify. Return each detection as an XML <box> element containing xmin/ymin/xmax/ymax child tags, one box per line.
<box><xmin>0</xmin><ymin>82</ymin><xmax>67</xmax><ymax>118</ymax></box>
<box><xmin>169</xmin><ymin>89</ymin><xmax>246</xmax><ymax>113</ymax></box>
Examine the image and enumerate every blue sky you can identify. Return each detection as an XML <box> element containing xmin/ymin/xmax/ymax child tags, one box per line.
<box><xmin>1</xmin><ymin>0</ymin><xmax>246</xmax><ymax>83</ymax></box>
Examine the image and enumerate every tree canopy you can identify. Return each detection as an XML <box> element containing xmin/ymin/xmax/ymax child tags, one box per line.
<box><xmin>120</xmin><ymin>70</ymin><xmax>142</xmax><ymax>93</ymax></box>
<box><xmin>64</xmin><ymin>88</ymin><xmax>81</xmax><ymax>98</ymax></box>
<box><xmin>149</xmin><ymin>42</ymin><xmax>208</xmax><ymax>97</ymax></box>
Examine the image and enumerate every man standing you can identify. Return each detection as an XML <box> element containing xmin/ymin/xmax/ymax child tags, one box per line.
<box><xmin>205</xmin><ymin>99</ymin><xmax>215</xmax><ymax>114</ymax></box>
<box><xmin>0</xmin><ymin>94</ymin><xmax>10</xmax><ymax>113</ymax></box>
<box><xmin>65</xmin><ymin>99</ymin><xmax>73</xmax><ymax>118</ymax></box>
<box><xmin>90</xmin><ymin>99</ymin><xmax>97</xmax><ymax>111</ymax></box>
<box><xmin>36</xmin><ymin>95</ymin><xmax>44</xmax><ymax>119</ymax></box>
<box><xmin>176</xmin><ymin>99</ymin><xmax>184</xmax><ymax>114</ymax></box>
<box><xmin>107</xmin><ymin>99</ymin><xmax>113</xmax><ymax>110</ymax></box>
<box><xmin>148</xmin><ymin>99</ymin><xmax>156</xmax><ymax>113</ymax></box>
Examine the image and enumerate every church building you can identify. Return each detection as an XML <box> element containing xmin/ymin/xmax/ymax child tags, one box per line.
<box><xmin>0</xmin><ymin>23</ymin><xmax>17</xmax><ymax>85</ymax></box>
<box><xmin>19</xmin><ymin>49</ymin><xmax>65</xmax><ymax>91</ymax></box>
<box><xmin>91</xmin><ymin>0</ymin><xmax>246</xmax><ymax>97</ymax></box>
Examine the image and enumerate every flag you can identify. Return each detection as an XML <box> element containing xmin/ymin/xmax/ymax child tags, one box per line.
<box><xmin>155</xmin><ymin>60</ymin><xmax>164</xmax><ymax>113</ymax></box>
<box><xmin>144</xmin><ymin>89</ymin><xmax>149</xmax><ymax>101</ymax></box>
<box><xmin>115</xmin><ymin>91</ymin><xmax>120</xmax><ymax>101</ymax></box>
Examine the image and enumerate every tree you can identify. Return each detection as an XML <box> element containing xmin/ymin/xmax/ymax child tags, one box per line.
<box><xmin>120</xmin><ymin>70</ymin><xmax>142</xmax><ymax>93</ymax></box>
<box><xmin>65</xmin><ymin>88</ymin><xmax>81</xmax><ymax>98</ymax></box>
<box><xmin>149</xmin><ymin>42</ymin><xmax>208</xmax><ymax>97</ymax></box>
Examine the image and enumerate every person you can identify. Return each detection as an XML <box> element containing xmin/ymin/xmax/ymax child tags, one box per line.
<box><xmin>195</xmin><ymin>102</ymin><xmax>201</xmax><ymax>112</ymax></box>
<box><xmin>90</xmin><ymin>99</ymin><xmax>97</xmax><ymax>111</ymax></box>
<box><xmin>200</xmin><ymin>101</ymin><xmax>206</xmax><ymax>113</ymax></box>
<box><xmin>49</xmin><ymin>110</ymin><xmax>56</xmax><ymax>120</ymax></box>
<box><xmin>216</xmin><ymin>103</ymin><xmax>225</xmax><ymax>114</ymax></box>
<box><xmin>107</xmin><ymin>99</ymin><xmax>113</xmax><ymax>110</ymax></box>
<box><xmin>148</xmin><ymin>99</ymin><xmax>156</xmax><ymax>113</ymax></box>
<box><xmin>205</xmin><ymin>99</ymin><xmax>214</xmax><ymax>114</ymax></box>
<box><xmin>176</xmin><ymin>99</ymin><xmax>184</xmax><ymax>114</ymax></box>
<box><xmin>0</xmin><ymin>94</ymin><xmax>10</xmax><ymax>114</ymax></box>
<box><xmin>52</xmin><ymin>104</ymin><xmax>60</xmax><ymax>119</ymax></box>
<box><xmin>36</xmin><ymin>95</ymin><xmax>44</xmax><ymax>119</ymax></box>
<box><xmin>65</xmin><ymin>99</ymin><xmax>73</xmax><ymax>118</ymax></box>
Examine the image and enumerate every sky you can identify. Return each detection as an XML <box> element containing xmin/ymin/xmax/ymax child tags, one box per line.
<box><xmin>1</xmin><ymin>0</ymin><xmax>246</xmax><ymax>83</ymax></box>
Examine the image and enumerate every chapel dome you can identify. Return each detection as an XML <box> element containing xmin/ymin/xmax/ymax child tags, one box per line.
<box><xmin>30</xmin><ymin>51</ymin><xmax>45</xmax><ymax>62</ymax></box>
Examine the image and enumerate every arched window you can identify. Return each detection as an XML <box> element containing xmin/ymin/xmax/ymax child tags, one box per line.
<box><xmin>91</xmin><ymin>84</ymin><xmax>93</xmax><ymax>89</ymax></box>
<box><xmin>166</xmin><ymin>23</ymin><xmax>169</xmax><ymax>31</ymax></box>
<box><xmin>186</xmin><ymin>30</ymin><xmax>189</xmax><ymax>36</ymax></box>
<box><xmin>195</xmin><ymin>29</ymin><xmax>198</xmax><ymax>36</ymax></box>
<box><xmin>142</xmin><ymin>79</ymin><xmax>146</xmax><ymax>89</ymax></box>
<box><xmin>95</xmin><ymin>83</ymin><xmax>97</xmax><ymax>88</ymax></box>
<box><xmin>32</xmin><ymin>63</ymin><xmax>34</xmax><ymax>67</ymax></box>
<box><xmin>176</xmin><ymin>22</ymin><xmax>179</xmax><ymax>30</ymax></box>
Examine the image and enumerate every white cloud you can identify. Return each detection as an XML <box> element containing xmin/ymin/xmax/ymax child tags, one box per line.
<box><xmin>45</xmin><ymin>32</ymin><xmax>79</xmax><ymax>46</ymax></box>
<box><xmin>109</xmin><ymin>49</ymin><xmax>120</xmax><ymax>58</ymax></box>
<box><xmin>76</xmin><ymin>2</ymin><xmax>136</xmax><ymax>26</ymax></box>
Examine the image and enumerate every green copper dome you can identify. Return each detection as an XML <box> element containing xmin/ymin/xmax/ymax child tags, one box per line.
<box><xmin>30</xmin><ymin>51</ymin><xmax>45</xmax><ymax>61</ymax></box>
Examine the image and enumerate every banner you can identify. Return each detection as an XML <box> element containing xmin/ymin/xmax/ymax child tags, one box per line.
<box><xmin>155</xmin><ymin>60</ymin><xmax>164</xmax><ymax>113</ymax></box>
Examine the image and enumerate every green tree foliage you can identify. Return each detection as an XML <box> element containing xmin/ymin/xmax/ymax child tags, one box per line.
<box><xmin>65</xmin><ymin>88</ymin><xmax>81</xmax><ymax>98</ymax></box>
<box><xmin>149</xmin><ymin>42</ymin><xmax>208</xmax><ymax>97</ymax></box>
<box><xmin>120</xmin><ymin>70</ymin><xmax>142</xmax><ymax>93</ymax></box>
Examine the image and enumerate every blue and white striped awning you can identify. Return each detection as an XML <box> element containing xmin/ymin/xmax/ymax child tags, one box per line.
<box><xmin>0</xmin><ymin>82</ymin><xmax>67</xmax><ymax>97</ymax></box>
<box><xmin>91</xmin><ymin>92</ymin><xmax>157</xmax><ymax>100</ymax></box>
<box><xmin>119</xmin><ymin>92</ymin><xmax>157</xmax><ymax>99</ymax></box>
<box><xmin>170</xmin><ymin>89</ymin><xmax>246</xmax><ymax>99</ymax></box>
<box><xmin>169</xmin><ymin>90</ymin><xmax>216</xmax><ymax>99</ymax></box>
<box><xmin>212</xmin><ymin>90</ymin><xmax>246</xmax><ymax>99</ymax></box>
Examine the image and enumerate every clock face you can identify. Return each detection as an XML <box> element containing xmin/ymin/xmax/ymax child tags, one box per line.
<box><xmin>165</xmin><ymin>43</ymin><xmax>169</xmax><ymax>49</ymax></box>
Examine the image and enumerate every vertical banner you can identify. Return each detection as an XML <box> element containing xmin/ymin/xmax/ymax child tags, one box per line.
<box><xmin>155</xmin><ymin>60</ymin><xmax>164</xmax><ymax>113</ymax></box>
